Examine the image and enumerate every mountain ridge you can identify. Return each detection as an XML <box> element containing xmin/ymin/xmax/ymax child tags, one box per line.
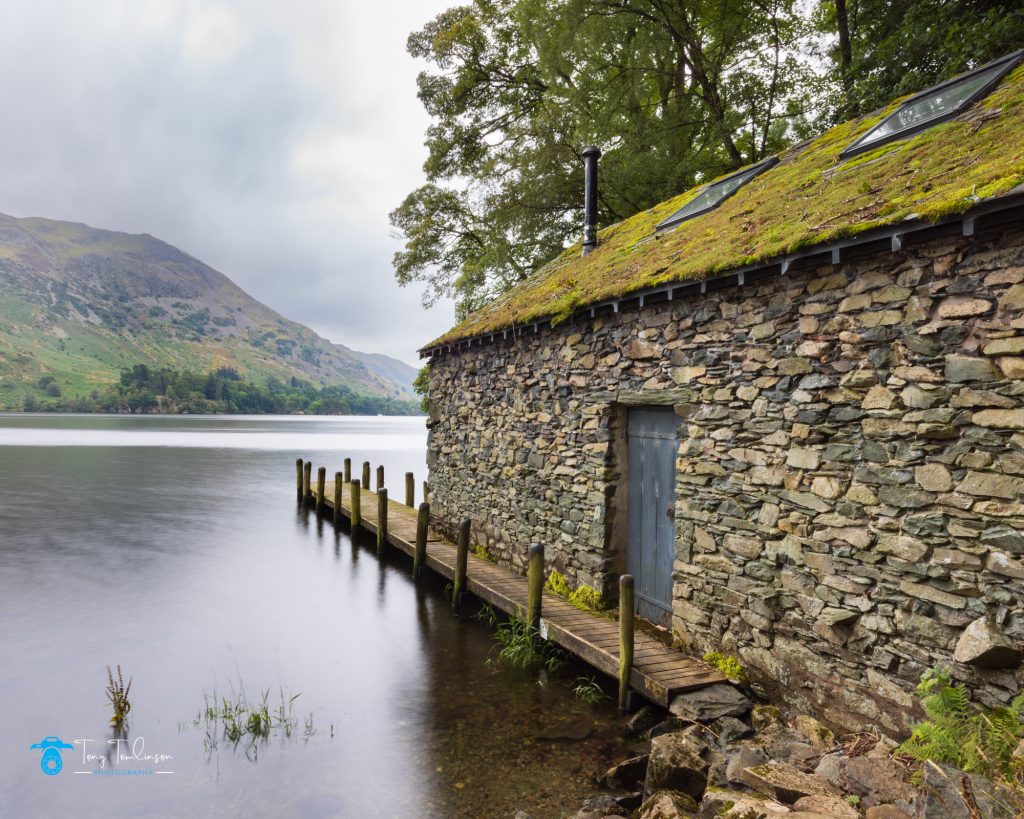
<box><xmin>0</xmin><ymin>211</ymin><xmax>417</xmax><ymax>409</ymax></box>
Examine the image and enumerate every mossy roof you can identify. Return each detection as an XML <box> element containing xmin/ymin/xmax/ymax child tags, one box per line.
<box><xmin>426</xmin><ymin>63</ymin><xmax>1024</xmax><ymax>350</ymax></box>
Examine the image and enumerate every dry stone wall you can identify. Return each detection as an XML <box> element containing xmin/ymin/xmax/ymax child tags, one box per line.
<box><xmin>426</xmin><ymin>216</ymin><xmax>1024</xmax><ymax>735</ymax></box>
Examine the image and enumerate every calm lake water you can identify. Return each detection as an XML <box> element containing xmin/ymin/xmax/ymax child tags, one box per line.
<box><xmin>0</xmin><ymin>414</ymin><xmax>625</xmax><ymax>819</ymax></box>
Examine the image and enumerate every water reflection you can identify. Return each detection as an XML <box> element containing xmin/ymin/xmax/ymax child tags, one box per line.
<box><xmin>0</xmin><ymin>415</ymin><xmax>622</xmax><ymax>818</ymax></box>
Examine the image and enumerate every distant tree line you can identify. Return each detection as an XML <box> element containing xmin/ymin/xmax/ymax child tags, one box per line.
<box><xmin>21</xmin><ymin>364</ymin><xmax>422</xmax><ymax>416</ymax></box>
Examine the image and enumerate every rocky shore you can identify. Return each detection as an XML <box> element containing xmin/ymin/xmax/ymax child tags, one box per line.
<box><xmin>520</xmin><ymin>683</ymin><xmax>1024</xmax><ymax>819</ymax></box>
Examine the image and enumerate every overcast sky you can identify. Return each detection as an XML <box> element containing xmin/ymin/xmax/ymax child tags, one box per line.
<box><xmin>0</xmin><ymin>0</ymin><xmax>456</xmax><ymax>365</ymax></box>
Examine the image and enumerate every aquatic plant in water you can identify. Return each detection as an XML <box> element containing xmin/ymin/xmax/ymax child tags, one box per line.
<box><xmin>572</xmin><ymin>676</ymin><xmax>609</xmax><ymax>705</ymax></box>
<box><xmin>190</xmin><ymin>685</ymin><xmax>311</xmax><ymax>760</ymax></box>
<box><xmin>106</xmin><ymin>665</ymin><xmax>132</xmax><ymax>727</ymax></box>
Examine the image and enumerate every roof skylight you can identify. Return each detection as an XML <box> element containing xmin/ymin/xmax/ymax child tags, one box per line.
<box><xmin>841</xmin><ymin>50</ymin><xmax>1023</xmax><ymax>159</ymax></box>
<box><xmin>655</xmin><ymin>156</ymin><xmax>779</xmax><ymax>233</ymax></box>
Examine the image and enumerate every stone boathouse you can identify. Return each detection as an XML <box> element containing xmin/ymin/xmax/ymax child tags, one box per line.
<box><xmin>421</xmin><ymin>52</ymin><xmax>1024</xmax><ymax>734</ymax></box>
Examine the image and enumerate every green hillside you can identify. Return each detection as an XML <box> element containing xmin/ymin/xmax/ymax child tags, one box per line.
<box><xmin>0</xmin><ymin>212</ymin><xmax>417</xmax><ymax>411</ymax></box>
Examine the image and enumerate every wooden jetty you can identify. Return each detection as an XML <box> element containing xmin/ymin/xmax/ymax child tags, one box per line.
<box><xmin>298</xmin><ymin>461</ymin><xmax>725</xmax><ymax>707</ymax></box>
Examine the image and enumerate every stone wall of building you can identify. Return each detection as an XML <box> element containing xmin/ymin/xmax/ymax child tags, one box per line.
<box><xmin>425</xmin><ymin>216</ymin><xmax>1024</xmax><ymax>736</ymax></box>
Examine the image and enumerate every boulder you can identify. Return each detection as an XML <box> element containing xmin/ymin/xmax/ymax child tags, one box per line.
<box><xmin>740</xmin><ymin>760</ymin><xmax>842</xmax><ymax>804</ymax></box>
<box><xmin>636</xmin><ymin>790</ymin><xmax>699</xmax><ymax>819</ymax></box>
<box><xmin>698</xmin><ymin>789</ymin><xmax>790</xmax><ymax>818</ymax></box>
<box><xmin>844</xmin><ymin>756</ymin><xmax>915</xmax><ymax>809</ymax></box>
<box><xmin>793</xmin><ymin>794</ymin><xmax>859</xmax><ymax>818</ymax></box>
<box><xmin>755</xmin><ymin>723</ymin><xmax>818</xmax><ymax>765</ymax></box>
<box><xmin>644</xmin><ymin>728</ymin><xmax>712</xmax><ymax>801</ymax></box>
<box><xmin>813</xmin><ymin>753</ymin><xmax>848</xmax><ymax>790</ymax></box>
<box><xmin>751</xmin><ymin>704</ymin><xmax>784</xmax><ymax>732</ymax></box>
<box><xmin>600</xmin><ymin>754</ymin><xmax>649</xmax><ymax>790</ymax></box>
<box><xmin>792</xmin><ymin>716</ymin><xmax>835</xmax><ymax>752</ymax></box>
<box><xmin>725</xmin><ymin>743</ymin><xmax>768</xmax><ymax>785</ymax></box>
<box><xmin>708</xmin><ymin>716</ymin><xmax>753</xmax><ymax>748</ymax></box>
<box><xmin>669</xmin><ymin>684</ymin><xmax>752</xmax><ymax>722</ymax></box>
<box><xmin>650</xmin><ymin>717</ymin><xmax>695</xmax><ymax>739</ymax></box>
<box><xmin>952</xmin><ymin>617</ymin><xmax>1023</xmax><ymax>669</ymax></box>
<box><xmin>865</xmin><ymin>807</ymin><xmax>913</xmax><ymax>819</ymax></box>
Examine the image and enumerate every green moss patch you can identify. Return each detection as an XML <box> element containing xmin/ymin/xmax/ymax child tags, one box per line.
<box><xmin>430</xmin><ymin>65</ymin><xmax>1024</xmax><ymax>346</ymax></box>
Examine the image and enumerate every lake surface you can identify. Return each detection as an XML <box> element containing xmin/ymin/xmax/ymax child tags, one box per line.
<box><xmin>0</xmin><ymin>414</ymin><xmax>625</xmax><ymax>818</ymax></box>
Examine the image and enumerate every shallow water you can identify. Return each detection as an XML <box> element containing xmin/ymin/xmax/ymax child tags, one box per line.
<box><xmin>0</xmin><ymin>414</ymin><xmax>625</xmax><ymax>818</ymax></box>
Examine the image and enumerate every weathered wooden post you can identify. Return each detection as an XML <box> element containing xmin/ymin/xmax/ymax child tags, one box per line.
<box><xmin>405</xmin><ymin>472</ymin><xmax>415</xmax><ymax>507</ymax></box>
<box><xmin>303</xmin><ymin>461</ymin><xmax>312</xmax><ymax>504</ymax></box>
<box><xmin>453</xmin><ymin>518</ymin><xmax>470</xmax><ymax>608</ymax></box>
<box><xmin>350</xmin><ymin>479</ymin><xmax>361</xmax><ymax>531</ymax></box>
<box><xmin>295</xmin><ymin>458</ymin><xmax>304</xmax><ymax>499</ymax></box>
<box><xmin>362</xmin><ymin>462</ymin><xmax>370</xmax><ymax>494</ymax></box>
<box><xmin>413</xmin><ymin>502</ymin><xmax>429</xmax><ymax>579</ymax></box>
<box><xmin>376</xmin><ymin>465</ymin><xmax>384</xmax><ymax>492</ymax></box>
<box><xmin>423</xmin><ymin>481</ymin><xmax>430</xmax><ymax>503</ymax></box>
<box><xmin>333</xmin><ymin>472</ymin><xmax>343</xmax><ymax>525</ymax></box>
<box><xmin>377</xmin><ymin>488</ymin><xmax>389</xmax><ymax>556</ymax></box>
<box><xmin>526</xmin><ymin>543</ymin><xmax>544</xmax><ymax>630</ymax></box>
<box><xmin>315</xmin><ymin>466</ymin><xmax>326</xmax><ymax>513</ymax></box>
<box><xmin>344</xmin><ymin>457</ymin><xmax>351</xmax><ymax>484</ymax></box>
<box><xmin>618</xmin><ymin>574</ymin><xmax>635</xmax><ymax>711</ymax></box>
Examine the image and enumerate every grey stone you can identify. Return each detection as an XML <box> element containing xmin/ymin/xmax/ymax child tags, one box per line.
<box><xmin>843</xmin><ymin>755</ymin><xmax>915</xmax><ymax>808</ymax></box>
<box><xmin>739</xmin><ymin>759</ymin><xmax>842</xmax><ymax>804</ymax></box>
<box><xmin>725</xmin><ymin>744</ymin><xmax>767</xmax><ymax>785</ymax></box>
<box><xmin>669</xmin><ymin>684</ymin><xmax>751</xmax><ymax>722</ymax></box>
<box><xmin>601</xmin><ymin>754</ymin><xmax>650</xmax><ymax>790</ymax></box>
<box><xmin>945</xmin><ymin>355</ymin><xmax>999</xmax><ymax>383</ymax></box>
<box><xmin>636</xmin><ymin>790</ymin><xmax>699</xmax><ymax>819</ymax></box>
<box><xmin>793</xmin><ymin>794</ymin><xmax>860</xmax><ymax>818</ymax></box>
<box><xmin>644</xmin><ymin>728</ymin><xmax>711</xmax><ymax>801</ymax></box>
<box><xmin>952</xmin><ymin>617</ymin><xmax>1023</xmax><ymax>669</ymax></box>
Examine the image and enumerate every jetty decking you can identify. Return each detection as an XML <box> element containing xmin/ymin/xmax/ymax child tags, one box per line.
<box><xmin>304</xmin><ymin>469</ymin><xmax>725</xmax><ymax>707</ymax></box>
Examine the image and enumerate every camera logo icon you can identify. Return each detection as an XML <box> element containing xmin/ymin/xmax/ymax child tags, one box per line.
<box><xmin>30</xmin><ymin>737</ymin><xmax>74</xmax><ymax>776</ymax></box>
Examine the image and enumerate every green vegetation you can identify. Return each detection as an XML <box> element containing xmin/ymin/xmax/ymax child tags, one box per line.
<box><xmin>544</xmin><ymin>570</ymin><xmax>572</xmax><ymax>598</ymax></box>
<box><xmin>489</xmin><ymin>614</ymin><xmax>567</xmax><ymax>674</ymax></box>
<box><xmin>190</xmin><ymin>686</ymin><xmax>314</xmax><ymax>759</ymax></box>
<box><xmin>897</xmin><ymin>667</ymin><xmax>1024</xmax><ymax>789</ymax></box>
<box><xmin>545</xmin><ymin>570</ymin><xmax>608</xmax><ymax>615</ymax></box>
<box><xmin>413</xmin><ymin>364</ymin><xmax>430</xmax><ymax>413</ymax></box>
<box><xmin>105</xmin><ymin>665</ymin><xmax>132</xmax><ymax>728</ymax></box>
<box><xmin>703</xmin><ymin>651</ymin><xmax>748</xmax><ymax>684</ymax></box>
<box><xmin>472</xmin><ymin>543</ymin><xmax>495</xmax><ymax>562</ymax></box>
<box><xmin>394</xmin><ymin>0</ymin><xmax>1024</xmax><ymax>319</ymax></box>
<box><xmin>572</xmin><ymin>676</ymin><xmax>609</xmax><ymax>705</ymax></box>
<box><xmin>14</xmin><ymin>363</ymin><xmax>420</xmax><ymax>415</ymax></box>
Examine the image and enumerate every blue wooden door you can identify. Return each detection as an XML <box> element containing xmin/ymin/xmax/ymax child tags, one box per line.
<box><xmin>626</xmin><ymin>408</ymin><xmax>677</xmax><ymax>626</ymax></box>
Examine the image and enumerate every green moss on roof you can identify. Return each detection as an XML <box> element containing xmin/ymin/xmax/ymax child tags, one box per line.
<box><xmin>429</xmin><ymin>65</ymin><xmax>1024</xmax><ymax>348</ymax></box>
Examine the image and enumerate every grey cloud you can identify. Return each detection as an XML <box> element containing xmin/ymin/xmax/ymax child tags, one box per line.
<box><xmin>0</xmin><ymin>0</ymin><xmax>455</xmax><ymax>365</ymax></box>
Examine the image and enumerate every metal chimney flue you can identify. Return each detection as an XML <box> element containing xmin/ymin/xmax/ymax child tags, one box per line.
<box><xmin>581</xmin><ymin>146</ymin><xmax>601</xmax><ymax>256</ymax></box>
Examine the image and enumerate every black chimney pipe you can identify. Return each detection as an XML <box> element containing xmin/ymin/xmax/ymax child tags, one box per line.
<box><xmin>581</xmin><ymin>146</ymin><xmax>601</xmax><ymax>256</ymax></box>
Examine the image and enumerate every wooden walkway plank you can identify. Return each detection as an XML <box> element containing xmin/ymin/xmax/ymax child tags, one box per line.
<box><xmin>316</xmin><ymin>479</ymin><xmax>726</xmax><ymax>706</ymax></box>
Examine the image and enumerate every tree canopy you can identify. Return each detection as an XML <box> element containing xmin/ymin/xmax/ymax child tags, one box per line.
<box><xmin>391</xmin><ymin>0</ymin><xmax>1024</xmax><ymax>317</ymax></box>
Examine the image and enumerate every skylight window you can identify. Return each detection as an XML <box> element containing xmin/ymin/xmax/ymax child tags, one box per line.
<box><xmin>841</xmin><ymin>50</ymin><xmax>1023</xmax><ymax>159</ymax></box>
<box><xmin>655</xmin><ymin>156</ymin><xmax>778</xmax><ymax>233</ymax></box>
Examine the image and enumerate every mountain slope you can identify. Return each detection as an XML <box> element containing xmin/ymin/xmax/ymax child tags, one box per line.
<box><xmin>0</xmin><ymin>212</ymin><xmax>417</xmax><ymax>407</ymax></box>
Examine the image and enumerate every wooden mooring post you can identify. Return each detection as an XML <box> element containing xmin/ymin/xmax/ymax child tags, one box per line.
<box><xmin>413</xmin><ymin>502</ymin><xmax>429</xmax><ymax>579</ymax></box>
<box><xmin>315</xmin><ymin>466</ymin><xmax>326</xmax><ymax>513</ymax></box>
<box><xmin>377</xmin><ymin>488</ymin><xmax>389</xmax><ymax>556</ymax></box>
<box><xmin>423</xmin><ymin>481</ymin><xmax>429</xmax><ymax>503</ymax></box>
<box><xmin>350</xmin><ymin>479</ymin><xmax>361</xmax><ymax>530</ymax></box>
<box><xmin>303</xmin><ymin>461</ymin><xmax>312</xmax><ymax>504</ymax></box>
<box><xmin>618</xmin><ymin>574</ymin><xmax>635</xmax><ymax>711</ymax></box>
<box><xmin>405</xmin><ymin>472</ymin><xmax>415</xmax><ymax>507</ymax></box>
<box><xmin>344</xmin><ymin>458</ymin><xmax>351</xmax><ymax>484</ymax></box>
<box><xmin>526</xmin><ymin>543</ymin><xmax>544</xmax><ymax>630</ymax></box>
<box><xmin>362</xmin><ymin>462</ymin><xmax>370</xmax><ymax>493</ymax></box>
<box><xmin>376</xmin><ymin>465</ymin><xmax>384</xmax><ymax>492</ymax></box>
<box><xmin>295</xmin><ymin>458</ymin><xmax>303</xmax><ymax>499</ymax></box>
<box><xmin>453</xmin><ymin>518</ymin><xmax>470</xmax><ymax>607</ymax></box>
<box><xmin>333</xmin><ymin>472</ymin><xmax>343</xmax><ymax>525</ymax></box>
